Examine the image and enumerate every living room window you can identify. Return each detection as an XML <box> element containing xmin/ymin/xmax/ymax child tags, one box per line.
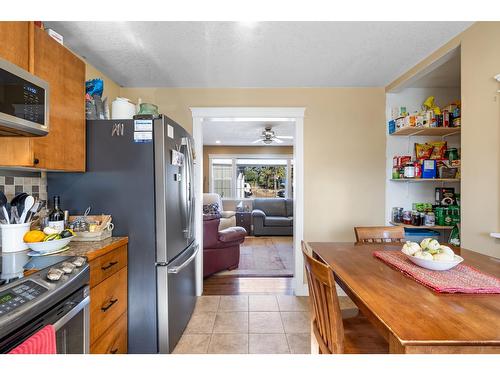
<box><xmin>211</xmin><ymin>158</ymin><xmax>233</xmax><ymax>198</ymax></box>
<box><xmin>209</xmin><ymin>155</ymin><xmax>293</xmax><ymax>199</ymax></box>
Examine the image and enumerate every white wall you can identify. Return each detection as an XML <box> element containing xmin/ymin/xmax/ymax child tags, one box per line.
<box><xmin>385</xmin><ymin>88</ymin><xmax>461</xmax><ymax>224</ymax></box>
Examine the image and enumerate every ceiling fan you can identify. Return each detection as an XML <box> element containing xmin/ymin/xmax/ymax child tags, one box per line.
<box><xmin>251</xmin><ymin>126</ymin><xmax>293</xmax><ymax>144</ymax></box>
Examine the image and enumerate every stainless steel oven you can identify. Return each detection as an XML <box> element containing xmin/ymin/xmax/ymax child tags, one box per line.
<box><xmin>0</xmin><ymin>255</ymin><xmax>89</xmax><ymax>354</ymax></box>
<box><xmin>0</xmin><ymin>57</ymin><xmax>49</xmax><ymax>136</ymax></box>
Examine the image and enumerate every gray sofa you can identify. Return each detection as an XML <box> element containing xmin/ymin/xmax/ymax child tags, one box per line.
<box><xmin>251</xmin><ymin>198</ymin><xmax>293</xmax><ymax>236</ymax></box>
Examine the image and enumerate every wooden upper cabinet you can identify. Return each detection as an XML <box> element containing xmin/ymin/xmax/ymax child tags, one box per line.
<box><xmin>0</xmin><ymin>21</ymin><xmax>30</xmax><ymax>70</ymax></box>
<box><xmin>0</xmin><ymin>22</ymin><xmax>86</xmax><ymax>171</ymax></box>
<box><xmin>0</xmin><ymin>22</ymin><xmax>34</xmax><ymax>167</ymax></box>
<box><xmin>32</xmin><ymin>27</ymin><xmax>86</xmax><ymax>171</ymax></box>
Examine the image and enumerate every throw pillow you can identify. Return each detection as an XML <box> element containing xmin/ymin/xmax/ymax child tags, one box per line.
<box><xmin>203</xmin><ymin>203</ymin><xmax>221</xmax><ymax>217</ymax></box>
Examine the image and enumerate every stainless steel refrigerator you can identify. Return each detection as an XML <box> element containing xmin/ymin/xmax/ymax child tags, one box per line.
<box><xmin>48</xmin><ymin>115</ymin><xmax>197</xmax><ymax>353</ymax></box>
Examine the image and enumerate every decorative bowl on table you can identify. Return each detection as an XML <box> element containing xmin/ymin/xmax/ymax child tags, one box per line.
<box><xmin>401</xmin><ymin>238</ymin><xmax>463</xmax><ymax>271</ymax></box>
<box><xmin>404</xmin><ymin>253</ymin><xmax>464</xmax><ymax>271</ymax></box>
<box><xmin>25</xmin><ymin>236</ymin><xmax>73</xmax><ymax>254</ymax></box>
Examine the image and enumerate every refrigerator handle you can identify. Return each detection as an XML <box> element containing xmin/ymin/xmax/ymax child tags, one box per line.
<box><xmin>167</xmin><ymin>244</ymin><xmax>199</xmax><ymax>274</ymax></box>
<box><xmin>182</xmin><ymin>136</ymin><xmax>195</xmax><ymax>239</ymax></box>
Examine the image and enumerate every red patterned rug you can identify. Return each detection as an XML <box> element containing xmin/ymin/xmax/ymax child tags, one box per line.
<box><xmin>373</xmin><ymin>250</ymin><xmax>500</xmax><ymax>294</ymax></box>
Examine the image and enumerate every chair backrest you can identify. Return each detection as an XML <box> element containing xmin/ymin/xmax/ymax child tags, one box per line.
<box><xmin>354</xmin><ymin>226</ymin><xmax>405</xmax><ymax>244</ymax></box>
<box><xmin>302</xmin><ymin>241</ymin><xmax>344</xmax><ymax>354</ymax></box>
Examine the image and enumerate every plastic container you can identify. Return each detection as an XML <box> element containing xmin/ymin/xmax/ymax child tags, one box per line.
<box><xmin>404</xmin><ymin>228</ymin><xmax>440</xmax><ymax>243</ymax></box>
<box><xmin>0</xmin><ymin>223</ymin><xmax>31</xmax><ymax>253</ymax></box>
<box><xmin>111</xmin><ymin>97</ymin><xmax>136</xmax><ymax>119</ymax></box>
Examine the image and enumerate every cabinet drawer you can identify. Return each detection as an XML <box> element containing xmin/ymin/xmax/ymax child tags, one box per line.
<box><xmin>90</xmin><ymin>267</ymin><xmax>128</xmax><ymax>344</ymax></box>
<box><xmin>90</xmin><ymin>312</ymin><xmax>127</xmax><ymax>354</ymax></box>
<box><xmin>89</xmin><ymin>245</ymin><xmax>127</xmax><ymax>288</ymax></box>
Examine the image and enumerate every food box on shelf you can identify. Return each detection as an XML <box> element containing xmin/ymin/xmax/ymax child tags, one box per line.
<box><xmin>388</xmin><ymin>120</ymin><xmax>396</xmax><ymax>134</ymax></box>
<box><xmin>422</xmin><ymin>159</ymin><xmax>437</xmax><ymax>178</ymax></box>
<box><xmin>435</xmin><ymin>188</ymin><xmax>456</xmax><ymax>205</ymax></box>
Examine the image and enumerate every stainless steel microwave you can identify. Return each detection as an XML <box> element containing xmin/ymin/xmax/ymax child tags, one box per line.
<box><xmin>0</xmin><ymin>57</ymin><xmax>49</xmax><ymax>136</ymax></box>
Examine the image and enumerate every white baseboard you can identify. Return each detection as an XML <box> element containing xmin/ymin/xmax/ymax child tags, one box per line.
<box><xmin>294</xmin><ymin>283</ymin><xmax>309</xmax><ymax>296</ymax></box>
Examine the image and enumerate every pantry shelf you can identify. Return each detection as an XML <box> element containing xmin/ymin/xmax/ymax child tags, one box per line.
<box><xmin>390</xmin><ymin>127</ymin><xmax>461</xmax><ymax>137</ymax></box>
<box><xmin>390</xmin><ymin>178</ymin><xmax>460</xmax><ymax>183</ymax></box>
<box><xmin>390</xmin><ymin>221</ymin><xmax>453</xmax><ymax>230</ymax></box>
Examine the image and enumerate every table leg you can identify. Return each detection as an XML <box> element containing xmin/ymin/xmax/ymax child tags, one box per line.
<box><xmin>389</xmin><ymin>333</ymin><xmax>406</xmax><ymax>354</ymax></box>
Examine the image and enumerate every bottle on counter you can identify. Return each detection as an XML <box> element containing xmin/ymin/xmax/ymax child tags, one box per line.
<box><xmin>48</xmin><ymin>196</ymin><xmax>65</xmax><ymax>233</ymax></box>
<box><xmin>64</xmin><ymin>210</ymin><xmax>69</xmax><ymax>229</ymax></box>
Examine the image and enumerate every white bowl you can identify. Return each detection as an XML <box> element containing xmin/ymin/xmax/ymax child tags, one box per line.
<box><xmin>25</xmin><ymin>236</ymin><xmax>73</xmax><ymax>254</ymax></box>
<box><xmin>404</xmin><ymin>253</ymin><xmax>464</xmax><ymax>271</ymax></box>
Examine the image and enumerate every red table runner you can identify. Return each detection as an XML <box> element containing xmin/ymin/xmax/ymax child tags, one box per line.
<box><xmin>373</xmin><ymin>250</ymin><xmax>500</xmax><ymax>294</ymax></box>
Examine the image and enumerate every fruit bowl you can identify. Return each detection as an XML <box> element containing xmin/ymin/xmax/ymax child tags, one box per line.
<box><xmin>404</xmin><ymin>253</ymin><xmax>464</xmax><ymax>271</ymax></box>
<box><xmin>25</xmin><ymin>236</ymin><xmax>73</xmax><ymax>254</ymax></box>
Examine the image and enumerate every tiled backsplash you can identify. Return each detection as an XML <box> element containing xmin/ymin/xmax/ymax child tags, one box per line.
<box><xmin>0</xmin><ymin>171</ymin><xmax>48</xmax><ymax>202</ymax></box>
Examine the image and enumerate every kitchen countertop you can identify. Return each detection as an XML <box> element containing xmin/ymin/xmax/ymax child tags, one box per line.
<box><xmin>58</xmin><ymin>236</ymin><xmax>128</xmax><ymax>262</ymax></box>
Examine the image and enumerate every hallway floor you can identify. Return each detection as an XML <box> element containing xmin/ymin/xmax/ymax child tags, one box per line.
<box><xmin>173</xmin><ymin>295</ymin><xmax>311</xmax><ymax>354</ymax></box>
<box><xmin>173</xmin><ymin>295</ymin><xmax>356</xmax><ymax>354</ymax></box>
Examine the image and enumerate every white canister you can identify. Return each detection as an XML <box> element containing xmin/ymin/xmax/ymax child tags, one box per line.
<box><xmin>0</xmin><ymin>223</ymin><xmax>31</xmax><ymax>253</ymax></box>
<box><xmin>111</xmin><ymin>97</ymin><xmax>136</xmax><ymax>119</ymax></box>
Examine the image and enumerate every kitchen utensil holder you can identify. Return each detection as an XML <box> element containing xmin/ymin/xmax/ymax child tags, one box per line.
<box><xmin>0</xmin><ymin>222</ymin><xmax>31</xmax><ymax>253</ymax></box>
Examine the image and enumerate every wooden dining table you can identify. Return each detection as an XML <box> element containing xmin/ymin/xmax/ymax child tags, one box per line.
<box><xmin>309</xmin><ymin>242</ymin><xmax>500</xmax><ymax>354</ymax></box>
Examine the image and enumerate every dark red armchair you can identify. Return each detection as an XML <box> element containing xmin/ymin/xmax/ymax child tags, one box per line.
<box><xmin>203</xmin><ymin>217</ymin><xmax>247</xmax><ymax>278</ymax></box>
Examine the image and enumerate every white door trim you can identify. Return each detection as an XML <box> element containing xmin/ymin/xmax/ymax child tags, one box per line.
<box><xmin>191</xmin><ymin>107</ymin><xmax>307</xmax><ymax>296</ymax></box>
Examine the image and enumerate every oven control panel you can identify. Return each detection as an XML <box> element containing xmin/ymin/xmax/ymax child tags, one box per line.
<box><xmin>0</xmin><ymin>280</ymin><xmax>48</xmax><ymax>317</ymax></box>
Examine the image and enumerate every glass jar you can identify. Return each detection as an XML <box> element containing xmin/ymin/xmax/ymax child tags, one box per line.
<box><xmin>403</xmin><ymin>210</ymin><xmax>412</xmax><ymax>225</ymax></box>
<box><xmin>391</xmin><ymin>207</ymin><xmax>403</xmax><ymax>223</ymax></box>
<box><xmin>411</xmin><ymin>210</ymin><xmax>421</xmax><ymax>226</ymax></box>
<box><xmin>404</xmin><ymin>163</ymin><xmax>415</xmax><ymax>178</ymax></box>
<box><xmin>424</xmin><ymin>212</ymin><xmax>435</xmax><ymax>226</ymax></box>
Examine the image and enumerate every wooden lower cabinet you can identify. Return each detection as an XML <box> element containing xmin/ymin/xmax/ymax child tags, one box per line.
<box><xmin>90</xmin><ymin>312</ymin><xmax>127</xmax><ymax>354</ymax></box>
<box><xmin>88</xmin><ymin>245</ymin><xmax>128</xmax><ymax>354</ymax></box>
<box><xmin>90</xmin><ymin>245</ymin><xmax>128</xmax><ymax>288</ymax></box>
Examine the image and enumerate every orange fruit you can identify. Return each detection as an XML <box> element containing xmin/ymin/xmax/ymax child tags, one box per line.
<box><xmin>23</xmin><ymin>230</ymin><xmax>46</xmax><ymax>243</ymax></box>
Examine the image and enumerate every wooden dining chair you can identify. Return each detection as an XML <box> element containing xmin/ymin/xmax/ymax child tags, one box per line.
<box><xmin>354</xmin><ymin>226</ymin><xmax>405</xmax><ymax>244</ymax></box>
<box><xmin>302</xmin><ymin>241</ymin><xmax>388</xmax><ymax>354</ymax></box>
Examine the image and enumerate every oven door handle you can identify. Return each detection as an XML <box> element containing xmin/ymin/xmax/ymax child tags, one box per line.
<box><xmin>53</xmin><ymin>296</ymin><xmax>90</xmax><ymax>331</ymax></box>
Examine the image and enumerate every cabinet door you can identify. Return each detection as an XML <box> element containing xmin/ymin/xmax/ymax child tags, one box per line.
<box><xmin>32</xmin><ymin>27</ymin><xmax>85</xmax><ymax>171</ymax></box>
<box><xmin>0</xmin><ymin>21</ymin><xmax>30</xmax><ymax>69</ymax></box>
<box><xmin>0</xmin><ymin>21</ymin><xmax>34</xmax><ymax>167</ymax></box>
<box><xmin>90</xmin><ymin>312</ymin><xmax>128</xmax><ymax>354</ymax></box>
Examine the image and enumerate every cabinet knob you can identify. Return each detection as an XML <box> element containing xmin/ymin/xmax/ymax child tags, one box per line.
<box><xmin>33</xmin><ymin>158</ymin><xmax>39</xmax><ymax>165</ymax></box>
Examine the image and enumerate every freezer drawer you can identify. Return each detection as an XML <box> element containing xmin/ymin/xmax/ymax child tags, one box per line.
<box><xmin>156</xmin><ymin>242</ymin><xmax>198</xmax><ymax>353</ymax></box>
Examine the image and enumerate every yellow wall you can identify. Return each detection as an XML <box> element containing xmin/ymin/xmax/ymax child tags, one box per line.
<box><xmin>120</xmin><ymin>87</ymin><xmax>387</xmax><ymax>242</ymax></box>
<box><xmin>203</xmin><ymin>145</ymin><xmax>293</xmax><ymax>192</ymax></box>
<box><xmin>85</xmin><ymin>63</ymin><xmax>121</xmax><ymax>103</ymax></box>
<box><xmin>460</xmin><ymin>22</ymin><xmax>500</xmax><ymax>257</ymax></box>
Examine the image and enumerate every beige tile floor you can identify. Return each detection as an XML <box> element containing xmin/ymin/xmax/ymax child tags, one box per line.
<box><xmin>174</xmin><ymin>295</ymin><xmax>356</xmax><ymax>354</ymax></box>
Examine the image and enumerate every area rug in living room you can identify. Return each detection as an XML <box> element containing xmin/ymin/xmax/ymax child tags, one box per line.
<box><xmin>216</xmin><ymin>236</ymin><xmax>294</xmax><ymax>277</ymax></box>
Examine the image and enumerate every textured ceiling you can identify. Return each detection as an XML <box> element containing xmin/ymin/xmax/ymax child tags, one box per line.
<box><xmin>45</xmin><ymin>21</ymin><xmax>472</xmax><ymax>87</ymax></box>
<box><xmin>202</xmin><ymin>121</ymin><xmax>294</xmax><ymax>146</ymax></box>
